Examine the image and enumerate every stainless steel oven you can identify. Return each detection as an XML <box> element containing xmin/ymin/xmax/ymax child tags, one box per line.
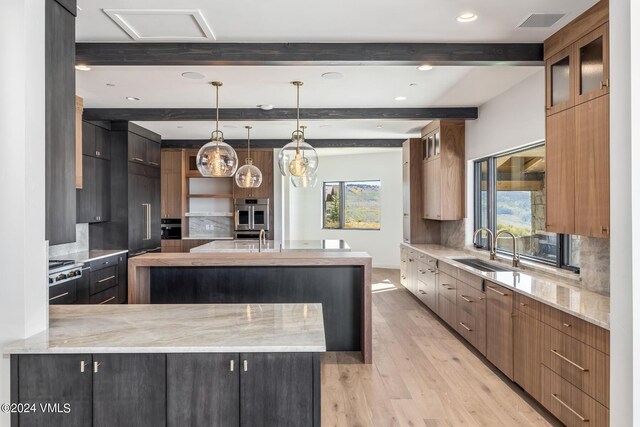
<box><xmin>234</xmin><ymin>198</ymin><xmax>269</xmax><ymax>232</ymax></box>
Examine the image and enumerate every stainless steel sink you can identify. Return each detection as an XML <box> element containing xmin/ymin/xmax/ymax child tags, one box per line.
<box><xmin>450</xmin><ymin>257</ymin><xmax>513</xmax><ymax>273</ymax></box>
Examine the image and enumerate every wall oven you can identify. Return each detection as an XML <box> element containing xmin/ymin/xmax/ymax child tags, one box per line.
<box><xmin>234</xmin><ymin>198</ymin><xmax>269</xmax><ymax>235</ymax></box>
<box><xmin>161</xmin><ymin>218</ymin><xmax>182</xmax><ymax>240</ymax></box>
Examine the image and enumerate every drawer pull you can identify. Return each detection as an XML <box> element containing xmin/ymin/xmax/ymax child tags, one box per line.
<box><xmin>459</xmin><ymin>322</ymin><xmax>472</xmax><ymax>332</ymax></box>
<box><xmin>563</xmin><ymin>322</ymin><xmax>572</xmax><ymax>328</ymax></box>
<box><xmin>551</xmin><ymin>393</ymin><xmax>589</xmax><ymax>422</ymax></box>
<box><xmin>419</xmin><ymin>290</ymin><xmax>426</xmax><ymax>295</ymax></box>
<box><xmin>550</xmin><ymin>349</ymin><xmax>589</xmax><ymax>372</ymax></box>
<box><xmin>441</xmin><ymin>284</ymin><xmax>454</xmax><ymax>290</ymax></box>
<box><xmin>132</xmin><ymin>157</ymin><xmax>144</xmax><ymax>162</ymax></box>
<box><xmin>419</xmin><ymin>269</ymin><xmax>426</xmax><ymax>274</ymax></box>
<box><xmin>97</xmin><ymin>275</ymin><xmax>116</xmax><ymax>283</ymax></box>
<box><xmin>49</xmin><ymin>292</ymin><xmax>69</xmax><ymax>302</ymax></box>
<box><xmin>98</xmin><ymin>296</ymin><xmax>116</xmax><ymax>305</ymax></box>
<box><xmin>487</xmin><ymin>286</ymin><xmax>507</xmax><ymax>296</ymax></box>
<box><xmin>460</xmin><ymin>295</ymin><xmax>473</xmax><ymax>303</ymax></box>
<box><xmin>520</xmin><ymin>302</ymin><xmax>527</xmax><ymax>306</ymax></box>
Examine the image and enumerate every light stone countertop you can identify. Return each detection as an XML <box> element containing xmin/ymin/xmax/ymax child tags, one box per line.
<box><xmin>3</xmin><ymin>304</ymin><xmax>326</xmax><ymax>355</ymax></box>
<box><xmin>402</xmin><ymin>243</ymin><xmax>610</xmax><ymax>329</ymax></box>
<box><xmin>50</xmin><ymin>249</ymin><xmax>128</xmax><ymax>264</ymax></box>
<box><xmin>191</xmin><ymin>239</ymin><xmax>351</xmax><ymax>253</ymax></box>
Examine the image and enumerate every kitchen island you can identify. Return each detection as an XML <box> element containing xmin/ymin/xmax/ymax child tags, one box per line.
<box><xmin>190</xmin><ymin>239</ymin><xmax>351</xmax><ymax>253</ymax></box>
<box><xmin>128</xmin><ymin>250</ymin><xmax>372</xmax><ymax>363</ymax></box>
<box><xmin>5</xmin><ymin>304</ymin><xmax>324</xmax><ymax>427</ymax></box>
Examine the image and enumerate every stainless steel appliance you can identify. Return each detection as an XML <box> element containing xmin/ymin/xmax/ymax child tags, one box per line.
<box><xmin>48</xmin><ymin>260</ymin><xmax>88</xmax><ymax>304</ymax></box>
<box><xmin>234</xmin><ymin>198</ymin><xmax>269</xmax><ymax>238</ymax></box>
<box><xmin>161</xmin><ymin>219</ymin><xmax>182</xmax><ymax>240</ymax></box>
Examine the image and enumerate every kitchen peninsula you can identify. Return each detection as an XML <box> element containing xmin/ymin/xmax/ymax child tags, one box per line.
<box><xmin>6</xmin><ymin>304</ymin><xmax>324</xmax><ymax>427</ymax></box>
<box><xmin>128</xmin><ymin>250</ymin><xmax>372</xmax><ymax>363</ymax></box>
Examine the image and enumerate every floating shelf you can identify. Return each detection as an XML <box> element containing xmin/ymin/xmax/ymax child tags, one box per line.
<box><xmin>188</xmin><ymin>194</ymin><xmax>234</xmax><ymax>199</ymax></box>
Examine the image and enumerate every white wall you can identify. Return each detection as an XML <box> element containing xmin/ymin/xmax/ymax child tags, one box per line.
<box><xmin>463</xmin><ymin>70</ymin><xmax>545</xmax><ymax>244</ymax></box>
<box><xmin>286</xmin><ymin>150</ymin><xmax>403</xmax><ymax>268</ymax></box>
<box><xmin>609</xmin><ymin>0</ymin><xmax>636</xmax><ymax>424</ymax></box>
<box><xmin>0</xmin><ymin>0</ymin><xmax>48</xmax><ymax>425</ymax></box>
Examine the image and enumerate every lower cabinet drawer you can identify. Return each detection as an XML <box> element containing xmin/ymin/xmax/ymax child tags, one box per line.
<box><xmin>542</xmin><ymin>325</ymin><xmax>609</xmax><ymax>407</ymax></box>
<box><xmin>49</xmin><ymin>281</ymin><xmax>77</xmax><ymax>304</ymax></box>
<box><xmin>515</xmin><ymin>292</ymin><xmax>544</xmax><ymax>320</ymax></box>
<box><xmin>90</xmin><ymin>265</ymin><xmax>118</xmax><ymax>295</ymax></box>
<box><xmin>437</xmin><ymin>294</ymin><xmax>456</xmax><ymax>329</ymax></box>
<box><xmin>89</xmin><ymin>285</ymin><xmax>118</xmax><ymax>305</ymax></box>
<box><xmin>456</xmin><ymin>303</ymin><xmax>486</xmax><ymax>356</ymax></box>
<box><xmin>417</xmin><ymin>279</ymin><xmax>437</xmax><ymax>313</ymax></box>
<box><xmin>541</xmin><ymin>365</ymin><xmax>609</xmax><ymax>427</ymax></box>
<box><xmin>438</xmin><ymin>273</ymin><xmax>457</xmax><ymax>303</ymax></box>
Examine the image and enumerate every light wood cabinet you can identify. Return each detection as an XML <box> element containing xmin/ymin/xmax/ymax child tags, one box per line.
<box><xmin>574</xmin><ymin>94</ymin><xmax>610</xmax><ymax>237</ymax></box>
<box><xmin>545</xmin><ymin>108</ymin><xmax>576</xmax><ymax>234</ymax></box>
<box><xmin>485</xmin><ymin>282</ymin><xmax>514</xmax><ymax>380</ymax></box>
<box><xmin>420</xmin><ymin>121</ymin><xmax>465</xmax><ymax>221</ymax></box>
<box><xmin>514</xmin><ymin>305</ymin><xmax>544</xmax><ymax>401</ymax></box>
<box><xmin>161</xmin><ymin>240</ymin><xmax>184</xmax><ymax>253</ymax></box>
<box><xmin>233</xmin><ymin>149</ymin><xmax>273</xmax><ymax>199</ymax></box>
<box><xmin>455</xmin><ymin>280</ymin><xmax>486</xmax><ymax>356</ymax></box>
<box><xmin>402</xmin><ymin>139</ymin><xmax>427</xmax><ymax>243</ymax></box>
<box><xmin>161</xmin><ymin>150</ymin><xmax>184</xmax><ymax>219</ymax></box>
<box><xmin>575</xmin><ymin>23</ymin><xmax>609</xmax><ymax>105</ymax></box>
<box><xmin>545</xmin><ymin>45</ymin><xmax>575</xmax><ymax>115</ymax></box>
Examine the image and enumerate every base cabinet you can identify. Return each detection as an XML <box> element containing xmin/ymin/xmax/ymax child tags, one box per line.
<box><xmin>485</xmin><ymin>282</ymin><xmax>514</xmax><ymax>380</ymax></box>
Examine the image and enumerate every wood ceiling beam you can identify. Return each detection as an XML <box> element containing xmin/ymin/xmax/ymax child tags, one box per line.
<box><xmin>83</xmin><ymin>107</ymin><xmax>478</xmax><ymax>121</ymax></box>
<box><xmin>76</xmin><ymin>42</ymin><xmax>544</xmax><ymax>66</ymax></box>
<box><xmin>162</xmin><ymin>139</ymin><xmax>405</xmax><ymax>149</ymax></box>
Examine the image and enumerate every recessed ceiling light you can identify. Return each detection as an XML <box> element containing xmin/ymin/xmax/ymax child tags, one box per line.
<box><xmin>126</xmin><ymin>96</ymin><xmax>140</xmax><ymax>101</ymax></box>
<box><xmin>106</xmin><ymin>83</ymin><xmax>116</xmax><ymax>87</ymax></box>
<box><xmin>417</xmin><ymin>65</ymin><xmax>433</xmax><ymax>71</ymax></box>
<box><xmin>181</xmin><ymin>72</ymin><xmax>205</xmax><ymax>80</ymax></box>
<box><xmin>319</xmin><ymin>124</ymin><xmax>331</xmax><ymax>128</ymax></box>
<box><xmin>223</xmin><ymin>125</ymin><xmax>237</xmax><ymax>129</ymax></box>
<box><xmin>457</xmin><ymin>13</ymin><xmax>478</xmax><ymax>23</ymax></box>
<box><xmin>258</xmin><ymin>104</ymin><xmax>274</xmax><ymax>111</ymax></box>
<box><xmin>177</xmin><ymin>125</ymin><xmax>184</xmax><ymax>128</ymax></box>
<box><xmin>394</xmin><ymin>96</ymin><xmax>407</xmax><ymax>101</ymax></box>
<box><xmin>376</xmin><ymin>125</ymin><xmax>383</xmax><ymax>129</ymax></box>
<box><xmin>321</xmin><ymin>72</ymin><xmax>344</xmax><ymax>80</ymax></box>
<box><xmin>75</xmin><ymin>65</ymin><xmax>91</xmax><ymax>71</ymax></box>
<box><xmin>409</xmin><ymin>83</ymin><xmax>418</xmax><ymax>87</ymax></box>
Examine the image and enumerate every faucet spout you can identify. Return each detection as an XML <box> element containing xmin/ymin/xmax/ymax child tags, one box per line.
<box><xmin>495</xmin><ymin>230</ymin><xmax>520</xmax><ymax>268</ymax></box>
<box><xmin>473</xmin><ymin>227</ymin><xmax>496</xmax><ymax>260</ymax></box>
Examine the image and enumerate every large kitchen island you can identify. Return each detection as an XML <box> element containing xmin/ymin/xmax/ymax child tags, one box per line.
<box><xmin>128</xmin><ymin>246</ymin><xmax>372</xmax><ymax>363</ymax></box>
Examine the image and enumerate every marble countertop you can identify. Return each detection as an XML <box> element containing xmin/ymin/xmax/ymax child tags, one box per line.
<box><xmin>3</xmin><ymin>304</ymin><xmax>326</xmax><ymax>355</ymax></box>
<box><xmin>402</xmin><ymin>243</ymin><xmax>610</xmax><ymax>329</ymax></box>
<box><xmin>191</xmin><ymin>239</ymin><xmax>351</xmax><ymax>253</ymax></box>
<box><xmin>50</xmin><ymin>249</ymin><xmax>128</xmax><ymax>264</ymax></box>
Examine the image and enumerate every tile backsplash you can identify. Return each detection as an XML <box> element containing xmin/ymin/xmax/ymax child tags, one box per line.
<box><xmin>48</xmin><ymin>223</ymin><xmax>88</xmax><ymax>257</ymax></box>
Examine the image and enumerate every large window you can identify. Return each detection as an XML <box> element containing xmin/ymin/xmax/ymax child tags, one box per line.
<box><xmin>474</xmin><ymin>143</ymin><xmax>580</xmax><ymax>269</ymax></box>
<box><xmin>323</xmin><ymin>181</ymin><xmax>381</xmax><ymax>230</ymax></box>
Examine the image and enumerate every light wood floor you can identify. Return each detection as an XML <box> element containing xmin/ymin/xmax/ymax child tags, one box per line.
<box><xmin>321</xmin><ymin>268</ymin><xmax>562</xmax><ymax>427</ymax></box>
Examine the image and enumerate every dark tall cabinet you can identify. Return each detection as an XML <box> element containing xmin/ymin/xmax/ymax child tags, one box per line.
<box><xmin>89</xmin><ymin>122</ymin><xmax>161</xmax><ymax>255</ymax></box>
<box><xmin>76</xmin><ymin>155</ymin><xmax>110</xmax><ymax>223</ymax></box>
<box><xmin>45</xmin><ymin>0</ymin><xmax>77</xmax><ymax>245</ymax></box>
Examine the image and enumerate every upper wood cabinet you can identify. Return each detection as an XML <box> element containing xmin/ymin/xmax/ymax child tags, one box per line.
<box><xmin>544</xmin><ymin>1</ymin><xmax>609</xmax><ymax>238</ymax></box>
<box><xmin>420</xmin><ymin>121</ymin><xmax>465</xmax><ymax>221</ymax></box>
<box><xmin>402</xmin><ymin>139</ymin><xmax>427</xmax><ymax>243</ymax></box>
<box><xmin>233</xmin><ymin>149</ymin><xmax>274</xmax><ymax>199</ymax></box>
<box><xmin>161</xmin><ymin>150</ymin><xmax>184</xmax><ymax>219</ymax></box>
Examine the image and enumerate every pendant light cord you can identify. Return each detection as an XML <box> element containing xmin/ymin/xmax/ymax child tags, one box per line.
<box><xmin>247</xmin><ymin>126</ymin><xmax>251</xmax><ymax>159</ymax></box>
<box><xmin>215</xmin><ymin>84</ymin><xmax>220</xmax><ymax>134</ymax></box>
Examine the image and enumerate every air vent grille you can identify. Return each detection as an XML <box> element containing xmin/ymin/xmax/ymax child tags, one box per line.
<box><xmin>518</xmin><ymin>13</ymin><xmax>565</xmax><ymax>28</ymax></box>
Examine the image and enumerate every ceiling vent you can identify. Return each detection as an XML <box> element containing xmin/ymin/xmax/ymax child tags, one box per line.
<box><xmin>518</xmin><ymin>13</ymin><xmax>565</xmax><ymax>28</ymax></box>
<box><xmin>103</xmin><ymin>9</ymin><xmax>216</xmax><ymax>41</ymax></box>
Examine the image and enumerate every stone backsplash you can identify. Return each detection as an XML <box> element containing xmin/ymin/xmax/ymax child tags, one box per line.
<box><xmin>48</xmin><ymin>223</ymin><xmax>88</xmax><ymax>257</ymax></box>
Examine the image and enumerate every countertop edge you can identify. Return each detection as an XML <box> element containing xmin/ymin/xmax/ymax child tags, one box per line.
<box><xmin>50</xmin><ymin>249</ymin><xmax>129</xmax><ymax>264</ymax></box>
<box><xmin>3</xmin><ymin>345</ymin><xmax>327</xmax><ymax>356</ymax></box>
<box><xmin>401</xmin><ymin>242</ymin><xmax>610</xmax><ymax>330</ymax></box>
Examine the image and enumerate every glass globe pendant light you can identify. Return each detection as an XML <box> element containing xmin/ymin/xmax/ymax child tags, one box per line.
<box><xmin>196</xmin><ymin>81</ymin><xmax>239</xmax><ymax>177</ymax></box>
<box><xmin>235</xmin><ymin>126</ymin><xmax>263</xmax><ymax>188</ymax></box>
<box><xmin>278</xmin><ymin>81</ymin><xmax>319</xmax><ymax>177</ymax></box>
<box><xmin>289</xmin><ymin>127</ymin><xmax>318</xmax><ymax>188</ymax></box>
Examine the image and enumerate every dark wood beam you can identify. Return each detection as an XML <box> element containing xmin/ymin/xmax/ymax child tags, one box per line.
<box><xmin>76</xmin><ymin>42</ymin><xmax>543</xmax><ymax>66</ymax></box>
<box><xmin>162</xmin><ymin>139</ymin><xmax>405</xmax><ymax>149</ymax></box>
<box><xmin>83</xmin><ymin>107</ymin><xmax>478</xmax><ymax>122</ymax></box>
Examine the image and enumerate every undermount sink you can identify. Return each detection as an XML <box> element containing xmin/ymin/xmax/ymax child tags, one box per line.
<box><xmin>450</xmin><ymin>257</ymin><xmax>513</xmax><ymax>273</ymax></box>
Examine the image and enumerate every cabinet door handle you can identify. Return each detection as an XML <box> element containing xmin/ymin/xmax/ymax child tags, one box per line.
<box><xmin>98</xmin><ymin>296</ymin><xmax>116</xmax><ymax>305</ymax></box>
<box><xmin>133</xmin><ymin>157</ymin><xmax>144</xmax><ymax>162</ymax></box>
<box><xmin>419</xmin><ymin>290</ymin><xmax>426</xmax><ymax>294</ymax></box>
<box><xmin>243</xmin><ymin>360</ymin><xmax>248</xmax><ymax>372</ymax></box>
<box><xmin>80</xmin><ymin>361</ymin><xmax>88</xmax><ymax>373</ymax></box>
<box><xmin>230</xmin><ymin>360</ymin><xmax>234</xmax><ymax>372</ymax></box>
<box><xmin>600</xmin><ymin>79</ymin><xmax>609</xmax><ymax>89</ymax></box>
<box><xmin>95</xmin><ymin>150</ymin><xmax>101</xmax><ymax>157</ymax></box>
<box><xmin>487</xmin><ymin>286</ymin><xmax>507</xmax><ymax>296</ymax></box>
<box><xmin>418</xmin><ymin>269</ymin><xmax>426</xmax><ymax>274</ymax></box>
<box><xmin>550</xmin><ymin>393</ymin><xmax>589</xmax><ymax>422</ymax></box>
<box><xmin>149</xmin><ymin>161</ymin><xmax>159</xmax><ymax>166</ymax></box>
<box><xmin>49</xmin><ymin>292</ymin><xmax>69</xmax><ymax>302</ymax></box>
<box><xmin>97</xmin><ymin>275</ymin><xmax>115</xmax><ymax>283</ymax></box>
<box><xmin>459</xmin><ymin>322</ymin><xmax>472</xmax><ymax>332</ymax></box>
<box><xmin>441</xmin><ymin>284</ymin><xmax>454</xmax><ymax>290</ymax></box>
<box><xmin>519</xmin><ymin>302</ymin><xmax>527</xmax><ymax>307</ymax></box>
<box><xmin>550</xmin><ymin>349</ymin><xmax>588</xmax><ymax>372</ymax></box>
<box><xmin>460</xmin><ymin>295</ymin><xmax>473</xmax><ymax>303</ymax></box>
<box><xmin>93</xmin><ymin>362</ymin><xmax>101</xmax><ymax>373</ymax></box>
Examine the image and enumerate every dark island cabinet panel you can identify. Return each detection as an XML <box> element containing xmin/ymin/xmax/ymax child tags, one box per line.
<box><xmin>167</xmin><ymin>353</ymin><xmax>240</xmax><ymax>427</ymax></box>
<box><xmin>240</xmin><ymin>353</ymin><xmax>314</xmax><ymax>427</ymax></box>
<box><xmin>92</xmin><ymin>354</ymin><xmax>166</xmax><ymax>427</ymax></box>
<box><xmin>45</xmin><ymin>0</ymin><xmax>76</xmax><ymax>245</ymax></box>
<box><xmin>17</xmin><ymin>354</ymin><xmax>92</xmax><ymax>427</ymax></box>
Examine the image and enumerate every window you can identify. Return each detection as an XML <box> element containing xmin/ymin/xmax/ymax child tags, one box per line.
<box><xmin>323</xmin><ymin>181</ymin><xmax>381</xmax><ymax>230</ymax></box>
<box><xmin>474</xmin><ymin>143</ymin><xmax>580</xmax><ymax>269</ymax></box>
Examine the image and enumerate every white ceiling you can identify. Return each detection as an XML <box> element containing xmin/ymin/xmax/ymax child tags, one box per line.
<box><xmin>76</xmin><ymin>0</ymin><xmax>597</xmax><ymax>43</ymax></box>
<box><xmin>77</xmin><ymin>65</ymin><xmax>542</xmax><ymax>109</ymax></box>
